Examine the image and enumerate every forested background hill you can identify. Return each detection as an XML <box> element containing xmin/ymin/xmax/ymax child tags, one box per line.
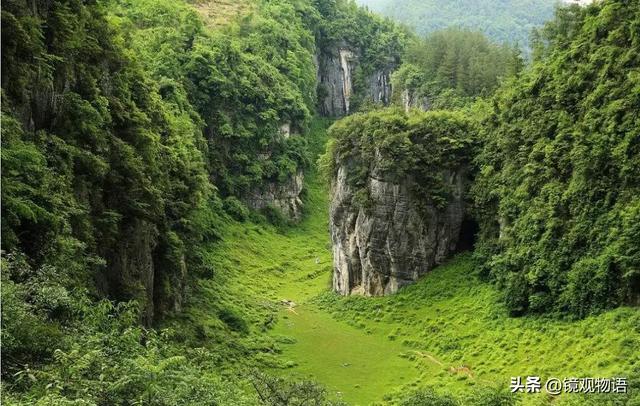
<box><xmin>356</xmin><ymin>0</ymin><xmax>560</xmax><ymax>52</ymax></box>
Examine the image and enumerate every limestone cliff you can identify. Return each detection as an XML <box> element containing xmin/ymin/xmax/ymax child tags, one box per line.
<box><xmin>316</xmin><ymin>44</ymin><xmax>395</xmax><ymax>117</ymax></box>
<box><xmin>245</xmin><ymin>170</ymin><xmax>305</xmax><ymax>222</ymax></box>
<box><xmin>239</xmin><ymin>123</ymin><xmax>305</xmax><ymax>222</ymax></box>
<box><xmin>330</xmin><ymin>165</ymin><xmax>466</xmax><ymax>295</ymax></box>
<box><xmin>327</xmin><ymin>110</ymin><xmax>474</xmax><ymax>296</ymax></box>
<box><xmin>401</xmin><ymin>89</ymin><xmax>431</xmax><ymax>112</ymax></box>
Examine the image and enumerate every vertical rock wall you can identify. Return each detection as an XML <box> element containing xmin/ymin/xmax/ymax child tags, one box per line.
<box><xmin>240</xmin><ymin>122</ymin><xmax>305</xmax><ymax>222</ymax></box>
<box><xmin>339</xmin><ymin>49</ymin><xmax>355</xmax><ymax>114</ymax></box>
<box><xmin>370</xmin><ymin>70</ymin><xmax>393</xmax><ymax>106</ymax></box>
<box><xmin>244</xmin><ymin>170</ymin><xmax>305</xmax><ymax>222</ymax></box>
<box><xmin>330</xmin><ymin>162</ymin><xmax>467</xmax><ymax>296</ymax></box>
<box><xmin>401</xmin><ymin>89</ymin><xmax>431</xmax><ymax>112</ymax></box>
<box><xmin>316</xmin><ymin>44</ymin><xmax>395</xmax><ymax>117</ymax></box>
<box><xmin>317</xmin><ymin>46</ymin><xmax>356</xmax><ymax>116</ymax></box>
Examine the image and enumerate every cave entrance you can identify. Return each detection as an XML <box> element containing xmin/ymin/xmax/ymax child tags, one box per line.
<box><xmin>456</xmin><ymin>216</ymin><xmax>479</xmax><ymax>252</ymax></box>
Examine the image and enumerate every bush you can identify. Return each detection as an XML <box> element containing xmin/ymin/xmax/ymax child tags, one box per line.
<box><xmin>223</xmin><ymin>197</ymin><xmax>250</xmax><ymax>221</ymax></box>
<box><xmin>326</xmin><ymin>108</ymin><xmax>476</xmax><ymax>214</ymax></box>
<box><xmin>2</xmin><ymin>299</ymin><xmax>258</xmax><ymax>405</ymax></box>
<box><xmin>473</xmin><ymin>0</ymin><xmax>640</xmax><ymax>316</ymax></box>
<box><xmin>218</xmin><ymin>307</ymin><xmax>249</xmax><ymax>334</ymax></box>
<box><xmin>400</xmin><ymin>388</ymin><xmax>458</xmax><ymax>406</ymax></box>
<box><xmin>400</xmin><ymin>386</ymin><xmax>514</xmax><ymax>406</ymax></box>
<box><xmin>262</xmin><ymin>205</ymin><xmax>289</xmax><ymax>228</ymax></box>
<box><xmin>249</xmin><ymin>370</ymin><xmax>347</xmax><ymax>406</ymax></box>
<box><xmin>461</xmin><ymin>387</ymin><xmax>515</xmax><ymax>406</ymax></box>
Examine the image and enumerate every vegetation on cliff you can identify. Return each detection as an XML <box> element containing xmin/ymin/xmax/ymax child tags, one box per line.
<box><xmin>0</xmin><ymin>0</ymin><xmax>405</xmax><ymax>403</ymax></box>
<box><xmin>393</xmin><ymin>28</ymin><xmax>523</xmax><ymax>109</ymax></box>
<box><xmin>314</xmin><ymin>0</ymin><xmax>407</xmax><ymax>114</ymax></box>
<box><xmin>1</xmin><ymin>0</ymin><xmax>211</xmax><ymax>327</ymax></box>
<box><xmin>109</xmin><ymin>0</ymin><xmax>317</xmax><ymax>198</ymax></box>
<box><xmin>472</xmin><ymin>0</ymin><xmax>640</xmax><ymax>317</ymax></box>
<box><xmin>322</xmin><ymin>109</ymin><xmax>476</xmax><ymax>211</ymax></box>
<box><xmin>330</xmin><ymin>0</ymin><xmax>640</xmax><ymax>319</ymax></box>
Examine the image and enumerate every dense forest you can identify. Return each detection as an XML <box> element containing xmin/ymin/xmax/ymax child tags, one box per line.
<box><xmin>392</xmin><ymin>28</ymin><xmax>523</xmax><ymax>109</ymax></box>
<box><xmin>473</xmin><ymin>0</ymin><xmax>640</xmax><ymax>317</ymax></box>
<box><xmin>356</xmin><ymin>0</ymin><xmax>559</xmax><ymax>54</ymax></box>
<box><xmin>2</xmin><ymin>0</ymin><xmax>639</xmax><ymax>405</ymax></box>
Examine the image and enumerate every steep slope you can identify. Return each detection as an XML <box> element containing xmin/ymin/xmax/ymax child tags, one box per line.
<box><xmin>314</xmin><ymin>1</ymin><xmax>406</xmax><ymax>116</ymax></box>
<box><xmin>1</xmin><ymin>0</ymin><xmax>210</xmax><ymax>326</ymax></box>
<box><xmin>325</xmin><ymin>109</ymin><xmax>475</xmax><ymax>296</ymax></box>
<box><xmin>192</xmin><ymin>0</ymin><xmax>253</xmax><ymax>28</ymax></box>
<box><xmin>473</xmin><ymin>0</ymin><xmax>640</xmax><ymax>317</ymax></box>
<box><xmin>392</xmin><ymin>28</ymin><xmax>523</xmax><ymax>111</ymax></box>
<box><xmin>3</xmin><ymin>0</ymin><xmax>638</xmax><ymax>405</ymax></box>
<box><xmin>0</xmin><ymin>1</ymin><xmax>407</xmax><ymax>403</ymax></box>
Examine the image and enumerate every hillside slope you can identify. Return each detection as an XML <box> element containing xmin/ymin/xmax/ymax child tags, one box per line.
<box><xmin>356</xmin><ymin>0</ymin><xmax>558</xmax><ymax>51</ymax></box>
<box><xmin>473</xmin><ymin>0</ymin><xmax>640</xmax><ymax>317</ymax></box>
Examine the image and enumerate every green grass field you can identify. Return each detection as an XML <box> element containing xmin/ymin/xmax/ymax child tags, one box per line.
<box><xmin>179</xmin><ymin>122</ymin><xmax>640</xmax><ymax>405</ymax></box>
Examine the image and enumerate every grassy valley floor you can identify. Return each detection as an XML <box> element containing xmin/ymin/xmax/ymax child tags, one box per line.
<box><xmin>179</xmin><ymin>123</ymin><xmax>640</xmax><ymax>405</ymax></box>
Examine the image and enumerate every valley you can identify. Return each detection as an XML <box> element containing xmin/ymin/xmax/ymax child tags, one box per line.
<box><xmin>2</xmin><ymin>1</ymin><xmax>638</xmax><ymax>405</ymax></box>
<box><xmin>187</xmin><ymin>122</ymin><xmax>640</xmax><ymax>405</ymax></box>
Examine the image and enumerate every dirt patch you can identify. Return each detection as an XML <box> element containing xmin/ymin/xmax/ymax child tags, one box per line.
<box><xmin>191</xmin><ymin>0</ymin><xmax>252</xmax><ymax>29</ymax></box>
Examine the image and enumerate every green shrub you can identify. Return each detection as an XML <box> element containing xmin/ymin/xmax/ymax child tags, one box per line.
<box><xmin>223</xmin><ymin>197</ymin><xmax>250</xmax><ymax>221</ymax></box>
<box><xmin>249</xmin><ymin>370</ymin><xmax>347</xmax><ymax>406</ymax></box>
<box><xmin>461</xmin><ymin>387</ymin><xmax>515</xmax><ymax>406</ymax></box>
<box><xmin>392</xmin><ymin>28</ymin><xmax>523</xmax><ymax>105</ymax></box>
<box><xmin>262</xmin><ymin>205</ymin><xmax>289</xmax><ymax>228</ymax></box>
<box><xmin>400</xmin><ymin>388</ymin><xmax>458</xmax><ymax>406</ymax></box>
<box><xmin>326</xmin><ymin>108</ymin><xmax>477</xmax><ymax>214</ymax></box>
<box><xmin>473</xmin><ymin>0</ymin><xmax>640</xmax><ymax>316</ymax></box>
<box><xmin>218</xmin><ymin>307</ymin><xmax>249</xmax><ymax>334</ymax></box>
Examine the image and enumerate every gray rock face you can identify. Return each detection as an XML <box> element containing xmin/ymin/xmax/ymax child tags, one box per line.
<box><xmin>369</xmin><ymin>68</ymin><xmax>393</xmax><ymax>106</ymax></box>
<box><xmin>244</xmin><ymin>125</ymin><xmax>305</xmax><ymax>222</ymax></box>
<box><xmin>317</xmin><ymin>47</ymin><xmax>355</xmax><ymax>116</ymax></box>
<box><xmin>316</xmin><ymin>45</ymin><xmax>395</xmax><ymax>117</ymax></box>
<box><xmin>401</xmin><ymin>89</ymin><xmax>431</xmax><ymax>112</ymax></box>
<box><xmin>330</xmin><ymin>164</ymin><xmax>466</xmax><ymax>296</ymax></box>
<box><xmin>245</xmin><ymin>170</ymin><xmax>305</xmax><ymax>221</ymax></box>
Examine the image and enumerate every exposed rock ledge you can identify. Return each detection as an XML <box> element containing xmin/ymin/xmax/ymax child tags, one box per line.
<box><xmin>401</xmin><ymin>89</ymin><xmax>431</xmax><ymax>112</ymax></box>
<box><xmin>330</xmin><ymin>165</ymin><xmax>466</xmax><ymax>296</ymax></box>
<box><xmin>245</xmin><ymin>170</ymin><xmax>305</xmax><ymax>222</ymax></box>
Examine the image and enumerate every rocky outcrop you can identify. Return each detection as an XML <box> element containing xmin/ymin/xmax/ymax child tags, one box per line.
<box><xmin>99</xmin><ymin>219</ymin><xmax>190</xmax><ymax>325</ymax></box>
<box><xmin>316</xmin><ymin>46</ymin><xmax>355</xmax><ymax>116</ymax></box>
<box><xmin>245</xmin><ymin>170</ymin><xmax>305</xmax><ymax>221</ymax></box>
<box><xmin>279</xmin><ymin>122</ymin><xmax>293</xmax><ymax>139</ymax></box>
<box><xmin>103</xmin><ymin>219</ymin><xmax>159</xmax><ymax>325</ymax></box>
<box><xmin>401</xmin><ymin>89</ymin><xmax>431</xmax><ymax>112</ymax></box>
<box><xmin>330</xmin><ymin>163</ymin><xmax>467</xmax><ymax>296</ymax></box>
<box><xmin>243</xmin><ymin>123</ymin><xmax>304</xmax><ymax>222</ymax></box>
<box><xmin>316</xmin><ymin>45</ymin><xmax>395</xmax><ymax>117</ymax></box>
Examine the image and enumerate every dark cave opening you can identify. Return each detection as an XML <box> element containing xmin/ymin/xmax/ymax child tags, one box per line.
<box><xmin>456</xmin><ymin>216</ymin><xmax>479</xmax><ymax>252</ymax></box>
